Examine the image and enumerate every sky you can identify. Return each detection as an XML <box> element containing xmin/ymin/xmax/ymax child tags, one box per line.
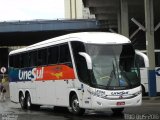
<box><xmin>0</xmin><ymin>0</ymin><xmax>64</xmax><ymax>21</ymax></box>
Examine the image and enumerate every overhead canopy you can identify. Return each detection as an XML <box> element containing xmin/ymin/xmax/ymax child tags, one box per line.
<box><xmin>0</xmin><ymin>19</ymin><xmax>106</xmax><ymax>46</ymax></box>
<box><xmin>83</xmin><ymin>0</ymin><xmax>160</xmax><ymax>30</ymax></box>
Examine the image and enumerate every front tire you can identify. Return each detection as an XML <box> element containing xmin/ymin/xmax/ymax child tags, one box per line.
<box><xmin>70</xmin><ymin>94</ymin><xmax>85</xmax><ymax>115</ymax></box>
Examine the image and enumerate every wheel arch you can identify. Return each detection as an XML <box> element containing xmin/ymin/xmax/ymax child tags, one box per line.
<box><xmin>69</xmin><ymin>90</ymin><xmax>78</xmax><ymax>107</ymax></box>
<box><xmin>69</xmin><ymin>90</ymin><xmax>85</xmax><ymax>115</ymax></box>
<box><xmin>25</xmin><ymin>90</ymin><xmax>30</xmax><ymax>97</ymax></box>
<box><xmin>19</xmin><ymin>90</ymin><xmax>25</xmax><ymax>101</ymax></box>
<box><xmin>141</xmin><ymin>84</ymin><xmax>146</xmax><ymax>96</ymax></box>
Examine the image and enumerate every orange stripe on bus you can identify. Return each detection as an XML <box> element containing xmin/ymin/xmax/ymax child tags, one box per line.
<box><xmin>35</xmin><ymin>64</ymin><xmax>75</xmax><ymax>81</ymax></box>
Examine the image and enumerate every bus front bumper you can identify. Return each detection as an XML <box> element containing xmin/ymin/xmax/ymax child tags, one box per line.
<box><xmin>91</xmin><ymin>93</ymin><xmax>142</xmax><ymax>110</ymax></box>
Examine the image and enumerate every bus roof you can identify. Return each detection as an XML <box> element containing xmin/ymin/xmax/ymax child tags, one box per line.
<box><xmin>9</xmin><ymin>32</ymin><xmax>131</xmax><ymax>55</ymax></box>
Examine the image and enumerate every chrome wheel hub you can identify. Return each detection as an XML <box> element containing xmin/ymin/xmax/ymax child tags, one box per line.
<box><xmin>72</xmin><ymin>99</ymin><xmax>79</xmax><ymax>112</ymax></box>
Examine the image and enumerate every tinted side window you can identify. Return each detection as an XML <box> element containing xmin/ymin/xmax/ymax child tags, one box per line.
<box><xmin>155</xmin><ymin>52</ymin><xmax>160</xmax><ymax>67</ymax></box>
<box><xmin>38</xmin><ymin>48</ymin><xmax>47</xmax><ymax>66</ymax></box>
<box><xmin>9</xmin><ymin>54</ymin><xmax>21</xmax><ymax>68</ymax></box>
<box><xmin>59</xmin><ymin>44</ymin><xmax>71</xmax><ymax>64</ymax></box>
<box><xmin>29</xmin><ymin>51</ymin><xmax>37</xmax><ymax>67</ymax></box>
<box><xmin>9</xmin><ymin>55</ymin><xmax>14</xmax><ymax>67</ymax></box>
<box><xmin>21</xmin><ymin>52</ymin><xmax>29</xmax><ymax>68</ymax></box>
<box><xmin>71</xmin><ymin>41</ymin><xmax>89</xmax><ymax>84</ymax></box>
<box><xmin>48</xmin><ymin>46</ymin><xmax>59</xmax><ymax>65</ymax></box>
<box><xmin>14</xmin><ymin>54</ymin><xmax>21</xmax><ymax>68</ymax></box>
<box><xmin>135</xmin><ymin>54</ymin><xmax>145</xmax><ymax>68</ymax></box>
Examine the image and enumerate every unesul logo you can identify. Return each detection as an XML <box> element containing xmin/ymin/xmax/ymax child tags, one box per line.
<box><xmin>18</xmin><ymin>67</ymin><xmax>44</xmax><ymax>81</ymax></box>
<box><xmin>111</xmin><ymin>91</ymin><xmax>129</xmax><ymax>95</ymax></box>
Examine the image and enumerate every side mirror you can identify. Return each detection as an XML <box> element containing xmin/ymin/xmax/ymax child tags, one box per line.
<box><xmin>78</xmin><ymin>52</ymin><xmax>92</xmax><ymax>69</ymax></box>
<box><xmin>135</xmin><ymin>50</ymin><xmax>149</xmax><ymax>67</ymax></box>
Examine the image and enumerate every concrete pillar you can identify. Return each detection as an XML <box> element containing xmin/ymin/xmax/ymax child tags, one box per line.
<box><xmin>71</xmin><ymin>0</ymin><xmax>76</xmax><ymax>18</ymax></box>
<box><xmin>64</xmin><ymin>0</ymin><xmax>72</xmax><ymax>19</ymax></box>
<box><xmin>117</xmin><ymin>8</ymin><xmax>121</xmax><ymax>34</ymax></box>
<box><xmin>120</xmin><ymin>0</ymin><xmax>129</xmax><ymax>38</ymax></box>
<box><xmin>144</xmin><ymin>0</ymin><xmax>156</xmax><ymax>96</ymax></box>
<box><xmin>64</xmin><ymin>0</ymin><xmax>83</xmax><ymax>19</ymax></box>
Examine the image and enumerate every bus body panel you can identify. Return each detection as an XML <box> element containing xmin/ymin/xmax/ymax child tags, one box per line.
<box><xmin>9</xmin><ymin>32</ymin><xmax>142</xmax><ymax>112</ymax></box>
<box><xmin>80</xmin><ymin>84</ymin><xmax>92</xmax><ymax>109</ymax></box>
<box><xmin>141</xmin><ymin>67</ymin><xmax>160</xmax><ymax>93</ymax></box>
<box><xmin>35</xmin><ymin>80</ymin><xmax>55</xmax><ymax>105</ymax></box>
<box><xmin>91</xmin><ymin>86</ymin><xmax>142</xmax><ymax>109</ymax></box>
<box><xmin>54</xmin><ymin>79</ymin><xmax>74</xmax><ymax>106</ymax></box>
<box><xmin>9</xmin><ymin>82</ymin><xmax>19</xmax><ymax>103</ymax></box>
<box><xmin>140</xmin><ymin>68</ymin><xmax>149</xmax><ymax>92</ymax></box>
<box><xmin>156</xmin><ymin>68</ymin><xmax>160</xmax><ymax>92</ymax></box>
<box><xmin>136</xmin><ymin>50</ymin><xmax>160</xmax><ymax>93</ymax></box>
<box><xmin>91</xmin><ymin>93</ymin><xmax>141</xmax><ymax>110</ymax></box>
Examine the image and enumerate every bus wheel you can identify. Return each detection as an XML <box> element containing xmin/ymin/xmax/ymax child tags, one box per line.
<box><xmin>19</xmin><ymin>93</ymin><xmax>26</xmax><ymax>109</ymax></box>
<box><xmin>26</xmin><ymin>93</ymin><xmax>40</xmax><ymax>110</ymax></box>
<box><xmin>111</xmin><ymin>108</ymin><xmax>124</xmax><ymax>114</ymax></box>
<box><xmin>71</xmin><ymin>94</ymin><xmax>85</xmax><ymax>115</ymax></box>
<box><xmin>26</xmin><ymin>93</ymin><xmax>32</xmax><ymax>110</ymax></box>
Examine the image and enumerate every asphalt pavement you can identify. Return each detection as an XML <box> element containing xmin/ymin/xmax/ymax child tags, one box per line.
<box><xmin>0</xmin><ymin>97</ymin><xmax>160</xmax><ymax>120</ymax></box>
<box><xmin>0</xmin><ymin>82</ymin><xmax>160</xmax><ymax>120</ymax></box>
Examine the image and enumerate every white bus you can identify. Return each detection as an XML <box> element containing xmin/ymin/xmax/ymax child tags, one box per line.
<box><xmin>9</xmin><ymin>32</ymin><xmax>142</xmax><ymax>115</ymax></box>
<box><xmin>135</xmin><ymin>50</ymin><xmax>160</xmax><ymax>95</ymax></box>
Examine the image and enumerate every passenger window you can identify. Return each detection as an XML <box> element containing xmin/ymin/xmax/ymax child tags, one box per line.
<box><xmin>155</xmin><ymin>52</ymin><xmax>160</xmax><ymax>67</ymax></box>
<box><xmin>9</xmin><ymin>54</ymin><xmax>21</xmax><ymax>68</ymax></box>
<box><xmin>59</xmin><ymin>44</ymin><xmax>71</xmax><ymax>64</ymax></box>
<box><xmin>48</xmin><ymin>46</ymin><xmax>59</xmax><ymax>65</ymax></box>
<box><xmin>9</xmin><ymin>56</ymin><xmax>14</xmax><ymax>67</ymax></box>
<box><xmin>21</xmin><ymin>52</ymin><xmax>29</xmax><ymax>68</ymax></box>
<box><xmin>14</xmin><ymin>54</ymin><xmax>21</xmax><ymax>68</ymax></box>
<box><xmin>38</xmin><ymin>48</ymin><xmax>47</xmax><ymax>66</ymax></box>
<box><xmin>29</xmin><ymin>51</ymin><xmax>37</xmax><ymax>67</ymax></box>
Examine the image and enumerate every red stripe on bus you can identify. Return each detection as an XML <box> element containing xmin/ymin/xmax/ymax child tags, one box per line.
<box><xmin>35</xmin><ymin>64</ymin><xmax>75</xmax><ymax>81</ymax></box>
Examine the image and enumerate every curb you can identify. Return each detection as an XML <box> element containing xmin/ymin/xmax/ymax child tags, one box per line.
<box><xmin>142</xmin><ymin>96</ymin><xmax>160</xmax><ymax>100</ymax></box>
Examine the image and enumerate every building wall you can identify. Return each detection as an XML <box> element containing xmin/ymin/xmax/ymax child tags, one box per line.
<box><xmin>64</xmin><ymin>0</ymin><xmax>95</xmax><ymax>19</ymax></box>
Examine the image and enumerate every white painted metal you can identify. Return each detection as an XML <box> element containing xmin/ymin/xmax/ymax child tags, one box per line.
<box><xmin>136</xmin><ymin>50</ymin><xmax>160</xmax><ymax>93</ymax></box>
<box><xmin>9</xmin><ymin>32</ymin><xmax>142</xmax><ymax>111</ymax></box>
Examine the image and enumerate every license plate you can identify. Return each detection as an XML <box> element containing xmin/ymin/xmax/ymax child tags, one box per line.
<box><xmin>116</xmin><ymin>102</ymin><xmax>125</xmax><ymax>106</ymax></box>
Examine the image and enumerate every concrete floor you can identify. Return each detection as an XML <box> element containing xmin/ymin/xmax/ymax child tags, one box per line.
<box><xmin>1</xmin><ymin>82</ymin><xmax>160</xmax><ymax>120</ymax></box>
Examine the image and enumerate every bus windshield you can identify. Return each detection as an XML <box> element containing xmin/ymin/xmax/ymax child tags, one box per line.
<box><xmin>86</xmin><ymin>44</ymin><xmax>140</xmax><ymax>90</ymax></box>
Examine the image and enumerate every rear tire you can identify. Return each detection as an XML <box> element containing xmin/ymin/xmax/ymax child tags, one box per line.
<box><xmin>70</xmin><ymin>94</ymin><xmax>85</xmax><ymax>115</ymax></box>
<box><xmin>26</xmin><ymin>93</ymin><xmax>32</xmax><ymax>110</ymax></box>
<box><xmin>26</xmin><ymin>93</ymin><xmax>40</xmax><ymax>110</ymax></box>
<box><xmin>19</xmin><ymin>93</ymin><xmax>26</xmax><ymax>109</ymax></box>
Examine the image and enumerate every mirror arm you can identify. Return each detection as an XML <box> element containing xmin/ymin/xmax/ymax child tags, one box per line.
<box><xmin>79</xmin><ymin>52</ymin><xmax>92</xmax><ymax>69</ymax></box>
